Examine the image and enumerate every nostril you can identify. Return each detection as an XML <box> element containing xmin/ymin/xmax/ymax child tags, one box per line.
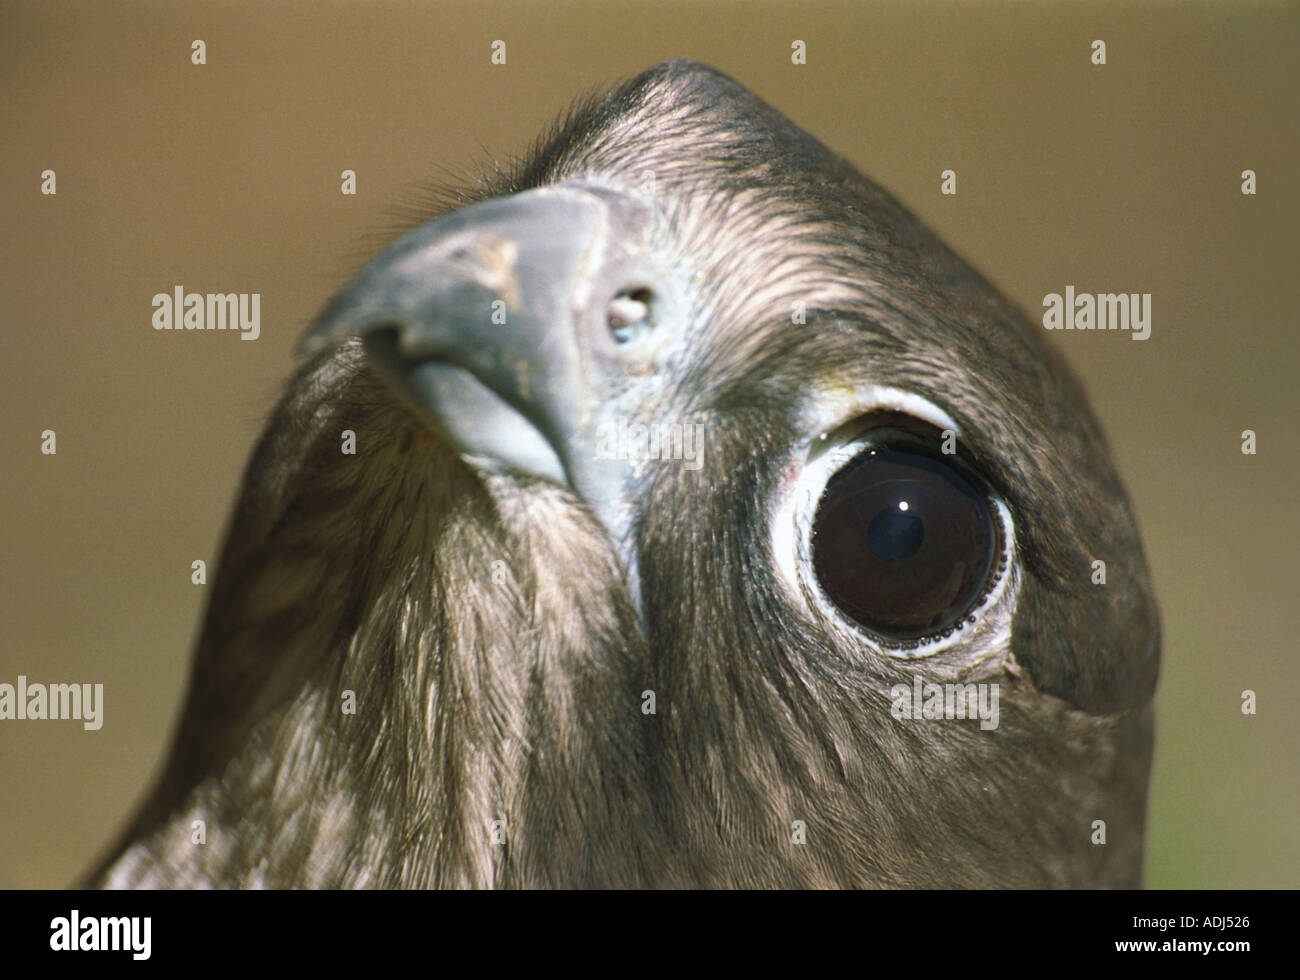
<box><xmin>607</xmin><ymin>287</ymin><xmax>653</xmax><ymax>344</ymax></box>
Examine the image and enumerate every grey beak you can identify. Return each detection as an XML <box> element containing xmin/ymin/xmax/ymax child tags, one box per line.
<box><xmin>298</xmin><ymin>179</ymin><xmax>684</xmax><ymax>613</ymax></box>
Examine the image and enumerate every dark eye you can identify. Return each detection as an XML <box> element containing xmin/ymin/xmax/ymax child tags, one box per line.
<box><xmin>811</xmin><ymin>445</ymin><xmax>1000</xmax><ymax>645</ymax></box>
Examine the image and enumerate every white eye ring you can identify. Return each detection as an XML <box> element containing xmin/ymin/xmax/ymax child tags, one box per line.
<box><xmin>770</xmin><ymin>388</ymin><xmax>1019</xmax><ymax>662</ymax></box>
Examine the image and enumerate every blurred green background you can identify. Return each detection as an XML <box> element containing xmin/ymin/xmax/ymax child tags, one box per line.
<box><xmin>1</xmin><ymin>0</ymin><xmax>1296</xmax><ymax>888</ymax></box>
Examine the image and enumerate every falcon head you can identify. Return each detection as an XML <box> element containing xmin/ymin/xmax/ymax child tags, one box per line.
<box><xmin>96</xmin><ymin>60</ymin><xmax>1159</xmax><ymax>888</ymax></box>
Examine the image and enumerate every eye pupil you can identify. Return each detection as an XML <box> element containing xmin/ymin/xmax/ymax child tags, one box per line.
<box><xmin>812</xmin><ymin>446</ymin><xmax>998</xmax><ymax>643</ymax></box>
<box><xmin>866</xmin><ymin>503</ymin><xmax>925</xmax><ymax>561</ymax></box>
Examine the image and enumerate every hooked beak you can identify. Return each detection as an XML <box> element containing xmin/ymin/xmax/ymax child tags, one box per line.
<box><xmin>298</xmin><ymin>179</ymin><xmax>684</xmax><ymax>614</ymax></box>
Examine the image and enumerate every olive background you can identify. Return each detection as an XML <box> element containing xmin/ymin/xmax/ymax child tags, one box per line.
<box><xmin>2</xmin><ymin>0</ymin><xmax>1295</xmax><ymax>888</ymax></box>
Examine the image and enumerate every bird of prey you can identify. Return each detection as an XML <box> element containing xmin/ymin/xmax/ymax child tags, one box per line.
<box><xmin>89</xmin><ymin>60</ymin><xmax>1159</xmax><ymax>889</ymax></box>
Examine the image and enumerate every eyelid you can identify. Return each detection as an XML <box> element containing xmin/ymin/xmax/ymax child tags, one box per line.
<box><xmin>801</xmin><ymin>385</ymin><xmax>962</xmax><ymax>439</ymax></box>
<box><xmin>812</xmin><ymin>419</ymin><xmax>975</xmax><ymax>477</ymax></box>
